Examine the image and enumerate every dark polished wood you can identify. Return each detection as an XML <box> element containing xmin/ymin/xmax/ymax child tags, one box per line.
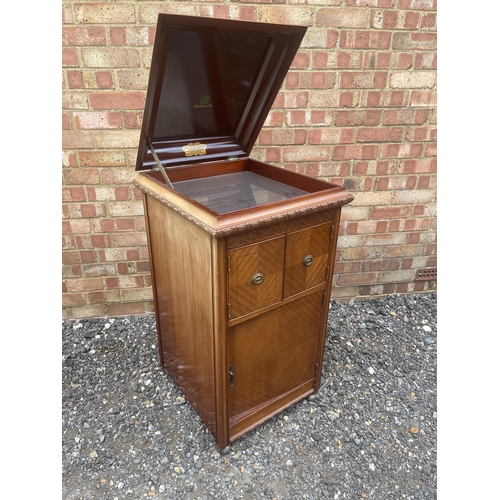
<box><xmin>134</xmin><ymin>13</ymin><xmax>353</xmax><ymax>450</ymax></box>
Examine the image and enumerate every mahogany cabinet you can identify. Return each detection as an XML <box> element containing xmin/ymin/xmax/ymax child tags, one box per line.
<box><xmin>133</xmin><ymin>14</ymin><xmax>353</xmax><ymax>451</ymax></box>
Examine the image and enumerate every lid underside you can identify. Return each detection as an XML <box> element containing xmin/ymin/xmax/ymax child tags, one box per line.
<box><xmin>136</xmin><ymin>14</ymin><xmax>306</xmax><ymax>171</ymax></box>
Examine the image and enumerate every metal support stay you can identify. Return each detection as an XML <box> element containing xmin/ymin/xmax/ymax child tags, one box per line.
<box><xmin>148</xmin><ymin>141</ymin><xmax>174</xmax><ymax>190</ymax></box>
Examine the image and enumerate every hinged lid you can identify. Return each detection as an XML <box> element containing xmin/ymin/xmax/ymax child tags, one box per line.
<box><xmin>136</xmin><ymin>14</ymin><xmax>306</xmax><ymax>172</ymax></box>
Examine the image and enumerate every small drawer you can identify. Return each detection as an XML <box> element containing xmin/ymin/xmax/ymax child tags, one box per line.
<box><xmin>283</xmin><ymin>222</ymin><xmax>332</xmax><ymax>298</ymax></box>
<box><xmin>228</xmin><ymin>237</ymin><xmax>286</xmax><ymax>319</ymax></box>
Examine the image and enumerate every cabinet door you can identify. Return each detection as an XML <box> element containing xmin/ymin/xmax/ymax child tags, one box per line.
<box><xmin>228</xmin><ymin>236</ymin><xmax>285</xmax><ymax>319</ymax></box>
<box><xmin>283</xmin><ymin>222</ymin><xmax>332</xmax><ymax>298</ymax></box>
<box><xmin>229</xmin><ymin>291</ymin><xmax>323</xmax><ymax>418</ymax></box>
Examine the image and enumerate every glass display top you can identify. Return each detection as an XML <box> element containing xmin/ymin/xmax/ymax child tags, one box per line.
<box><xmin>173</xmin><ymin>171</ymin><xmax>307</xmax><ymax>214</ymax></box>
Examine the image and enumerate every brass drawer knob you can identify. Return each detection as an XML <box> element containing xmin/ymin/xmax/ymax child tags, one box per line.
<box><xmin>303</xmin><ymin>255</ymin><xmax>314</xmax><ymax>266</ymax></box>
<box><xmin>252</xmin><ymin>273</ymin><xmax>264</xmax><ymax>285</ymax></box>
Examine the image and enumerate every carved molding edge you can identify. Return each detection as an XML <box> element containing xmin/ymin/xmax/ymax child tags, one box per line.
<box><xmin>228</xmin><ymin>208</ymin><xmax>336</xmax><ymax>249</ymax></box>
<box><xmin>134</xmin><ymin>179</ymin><xmax>354</xmax><ymax>240</ymax></box>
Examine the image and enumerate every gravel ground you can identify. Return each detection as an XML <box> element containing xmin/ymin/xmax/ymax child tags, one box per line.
<box><xmin>62</xmin><ymin>292</ymin><xmax>437</xmax><ymax>499</ymax></box>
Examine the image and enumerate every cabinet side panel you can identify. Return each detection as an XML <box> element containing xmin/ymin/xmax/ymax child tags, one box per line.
<box><xmin>145</xmin><ymin>194</ymin><xmax>216</xmax><ymax>435</ymax></box>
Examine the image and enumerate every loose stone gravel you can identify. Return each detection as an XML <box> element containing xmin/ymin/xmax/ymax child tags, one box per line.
<box><xmin>62</xmin><ymin>292</ymin><xmax>437</xmax><ymax>499</ymax></box>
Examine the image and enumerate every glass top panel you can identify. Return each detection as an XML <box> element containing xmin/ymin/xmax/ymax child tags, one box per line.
<box><xmin>173</xmin><ymin>171</ymin><xmax>308</xmax><ymax>214</ymax></box>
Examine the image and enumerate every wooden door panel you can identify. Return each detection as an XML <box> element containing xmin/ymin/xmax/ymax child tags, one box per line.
<box><xmin>228</xmin><ymin>237</ymin><xmax>285</xmax><ymax>319</ymax></box>
<box><xmin>283</xmin><ymin>223</ymin><xmax>332</xmax><ymax>298</ymax></box>
<box><xmin>229</xmin><ymin>291</ymin><xmax>323</xmax><ymax>418</ymax></box>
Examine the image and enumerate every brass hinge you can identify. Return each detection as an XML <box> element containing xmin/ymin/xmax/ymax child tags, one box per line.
<box><xmin>322</xmin><ymin>292</ymin><xmax>326</xmax><ymax>305</ymax></box>
<box><xmin>227</xmin><ymin>255</ymin><xmax>231</xmax><ymax>273</ymax></box>
<box><xmin>325</xmin><ymin>265</ymin><xmax>330</xmax><ymax>281</ymax></box>
<box><xmin>330</xmin><ymin>224</ymin><xmax>335</xmax><ymax>240</ymax></box>
<box><xmin>228</xmin><ymin>365</ymin><xmax>235</xmax><ymax>386</ymax></box>
<box><xmin>228</xmin><ymin>303</ymin><xmax>231</xmax><ymax>318</ymax></box>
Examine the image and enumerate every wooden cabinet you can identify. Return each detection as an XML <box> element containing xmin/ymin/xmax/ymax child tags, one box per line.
<box><xmin>133</xmin><ymin>14</ymin><xmax>353</xmax><ymax>451</ymax></box>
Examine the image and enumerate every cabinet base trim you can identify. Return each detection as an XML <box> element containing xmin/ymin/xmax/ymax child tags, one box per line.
<box><xmin>229</xmin><ymin>379</ymin><xmax>314</xmax><ymax>442</ymax></box>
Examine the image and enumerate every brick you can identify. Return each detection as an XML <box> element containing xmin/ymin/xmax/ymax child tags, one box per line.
<box><xmin>62</xmin><ymin>187</ymin><xmax>86</xmax><ymax>203</ymax></box>
<box><xmin>370</xmin><ymin>206</ymin><xmax>412</xmax><ymax>219</ymax></box>
<box><xmin>74</xmin><ymin>3</ymin><xmax>136</xmax><ymax>24</ymax></box>
<box><xmin>340</xmin><ymin>31</ymin><xmax>391</xmax><ymax>50</ymax></box>
<box><xmin>106</xmin><ymin>302</ymin><xmax>151</xmax><ymax>316</ymax></box>
<box><xmin>138</xmin><ymin>3</ymin><xmax>197</xmax><ymax>24</ymax></box>
<box><xmin>76</xmin><ymin>234</ymin><xmax>111</xmax><ymax>249</ymax></box>
<box><xmin>62</xmin><ymin>293</ymin><xmax>87</xmax><ymax>307</ymax></box>
<box><xmin>382</xmin><ymin>109</ymin><xmax>428</xmax><ymax>125</ymax></box>
<box><xmin>317</xmin><ymin>8</ymin><xmax>370</xmax><ymax>28</ymax></box>
<box><xmin>379</xmin><ymin>270</ymin><xmax>416</xmax><ymax>283</ymax></box>
<box><xmin>336</xmin><ymin>110</ymin><xmax>382</xmax><ymax>127</ymax></box>
<box><xmin>337</xmin><ymin>272</ymin><xmax>377</xmax><ymax>286</ymax></box>
<box><xmin>360</xmin><ymin>90</ymin><xmax>408</xmax><ymax>108</ymax></box>
<box><xmin>349</xmin><ymin>191</ymin><xmax>392</xmax><ymax>207</ymax></box>
<box><xmin>63</xmin><ymin>48</ymin><xmax>79</xmax><ymax>67</ymax></box>
<box><xmin>283</xmin><ymin>146</ymin><xmax>330</xmax><ymax>162</ymax></box>
<box><xmin>340</xmin><ymin>205</ymin><xmax>370</xmax><ymax>221</ymax></box>
<box><xmin>87</xmin><ymin>290</ymin><xmax>121</xmax><ymax>304</ymax></box>
<box><xmin>258</xmin><ymin>6</ymin><xmax>315</xmax><ymax>25</ymax></box>
<box><xmin>105</xmin><ymin>276</ymin><xmax>144</xmax><ymax>289</ymax></box>
<box><xmin>346</xmin><ymin>220</ymin><xmax>388</xmax><ymax>234</ymax></box>
<box><xmin>393</xmin><ymin>32</ymin><xmax>437</xmax><ymax>51</ymax></box>
<box><xmin>310</xmin><ymin>90</ymin><xmax>341</xmax><ymax>108</ymax></box>
<box><xmin>94</xmin><ymin>130</ymin><xmax>140</xmax><ymax>149</ymax></box>
<box><xmin>67</xmin><ymin>203</ymin><xmax>106</xmax><ymax>220</ymax></box>
<box><xmin>121</xmin><ymin>288</ymin><xmax>154</xmax><ymax>302</ymax></box>
<box><xmin>62</xmin><ymin>3</ymin><xmax>73</xmax><ymax>24</ymax></box>
<box><xmin>74</xmin><ymin>112</ymin><xmax>122</xmax><ymax>129</ymax></box>
<box><xmin>62</xmin><ymin>131</ymin><xmax>94</xmax><ymax>149</ymax></box>
<box><xmin>363</xmin><ymin>51</ymin><xmax>391</xmax><ymax>69</ymax></box>
<box><xmin>82</xmin><ymin>48</ymin><xmax>141</xmax><ymax>68</ymax></box>
<box><xmin>284</xmin><ymin>91</ymin><xmax>309</xmax><ymax>108</ymax></box>
<box><xmin>100</xmin><ymin>168</ymin><xmax>137</xmax><ymax>184</ymax></box>
<box><xmin>63</xmin><ymin>26</ymin><xmax>106</xmax><ymax>46</ymax></box>
<box><xmin>345</xmin><ymin>0</ymin><xmax>396</xmax><ymax>6</ymax></box>
<box><xmin>107</xmin><ymin>201</ymin><xmax>144</xmax><ymax>218</ymax></box>
<box><xmin>291</xmin><ymin>51</ymin><xmax>310</xmax><ymax>69</ymax></box>
<box><xmin>82</xmin><ymin>263</ymin><xmax>117</xmax><ymax>277</ymax></box>
<box><xmin>421</xmin><ymin>13</ymin><xmax>437</xmax><ymax>29</ymax></box>
<box><xmin>65</xmin><ymin>277</ymin><xmax>104</xmax><ymax>293</ymax></box>
<box><xmin>414</xmin><ymin>53</ymin><xmax>437</xmax><ymax>70</ymax></box>
<box><xmin>309</xmin><ymin>128</ymin><xmax>355</xmax><ymax>145</ymax></box>
<box><xmin>392</xmin><ymin>189</ymin><xmax>435</xmax><ymax>205</ymax></box>
<box><xmin>333</xmin><ymin>144</ymin><xmax>378</xmax><ymax>161</ymax></box>
<box><xmin>399</xmin><ymin>0</ymin><xmax>436</xmax><ymax>9</ymax></box>
<box><xmin>340</xmin><ymin>71</ymin><xmax>387</xmax><ymax>89</ymax></box>
<box><xmin>68</xmin><ymin>305</ymin><xmax>107</xmax><ymax>318</ymax></box>
<box><xmin>116</xmin><ymin>69</ymin><xmax>149</xmax><ymax>90</ymax></box>
<box><xmin>380</xmin><ymin>143</ymin><xmax>423</xmax><ymax>158</ymax></box>
<box><xmin>78</xmin><ymin>151</ymin><xmax>126</xmax><ymax>167</ymax></box>
<box><xmin>109</xmin><ymin>26</ymin><xmax>150</xmax><ymax>46</ymax></box>
<box><xmin>390</xmin><ymin>71</ymin><xmax>436</xmax><ymax>89</ymax></box>
<box><xmin>357</xmin><ymin>127</ymin><xmax>404</xmax><ymax>143</ymax></box>
<box><xmin>96</xmin><ymin>71</ymin><xmax>114</xmax><ymax>89</ymax></box>
<box><xmin>90</xmin><ymin>92</ymin><xmax>145</xmax><ymax>110</ymax></box>
<box><xmin>400</xmin><ymin>158</ymin><xmax>436</xmax><ymax>173</ymax></box>
<box><xmin>62</xmin><ymin>91</ymin><xmax>89</xmax><ymax>110</ymax></box>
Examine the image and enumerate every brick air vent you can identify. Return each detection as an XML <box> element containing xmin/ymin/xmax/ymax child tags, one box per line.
<box><xmin>415</xmin><ymin>268</ymin><xmax>437</xmax><ymax>281</ymax></box>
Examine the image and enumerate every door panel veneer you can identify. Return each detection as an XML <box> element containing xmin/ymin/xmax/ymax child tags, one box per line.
<box><xmin>284</xmin><ymin>223</ymin><xmax>332</xmax><ymax>298</ymax></box>
<box><xmin>229</xmin><ymin>291</ymin><xmax>323</xmax><ymax>419</ymax></box>
<box><xmin>228</xmin><ymin>237</ymin><xmax>285</xmax><ymax>319</ymax></box>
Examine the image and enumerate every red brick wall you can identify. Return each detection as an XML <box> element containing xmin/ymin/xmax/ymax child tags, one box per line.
<box><xmin>62</xmin><ymin>0</ymin><xmax>437</xmax><ymax>319</ymax></box>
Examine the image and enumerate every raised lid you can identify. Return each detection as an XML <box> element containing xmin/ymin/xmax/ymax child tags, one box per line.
<box><xmin>136</xmin><ymin>14</ymin><xmax>306</xmax><ymax>171</ymax></box>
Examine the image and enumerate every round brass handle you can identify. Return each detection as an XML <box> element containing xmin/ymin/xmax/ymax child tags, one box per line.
<box><xmin>252</xmin><ymin>273</ymin><xmax>264</xmax><ymax>285</ymax></box>
<box><xmin>303</xmin><ymin>255</ymin><xmax>314</xmax><ymax>266</ymax></box>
